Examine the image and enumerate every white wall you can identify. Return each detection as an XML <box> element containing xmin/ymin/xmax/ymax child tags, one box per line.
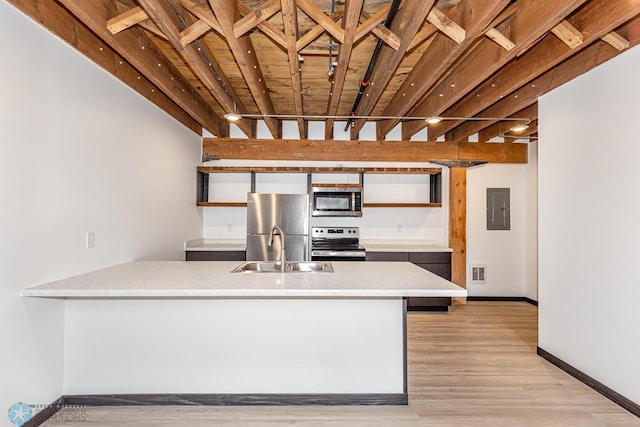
<box><xmin>524</xmin><ymin>141</ymin><xmax>538</xmax><ymax>300</ymax></box>
<box><xmin>202</xmin><ymin>159</ymin><xmax>449</xmax><ymax>246</ymax></box>
<box><xmin>0</xmin><ymin>1</ymin><xmax>201</xmax><ymax>420</ymax></box>
<box><xmin>466</xmin><ymin>161</ymin><xmax>528</xmax><ymax>297</ymax></box>
<box><xmin>539</xmin><ymin>45</ymin><xmax>640</xmax><ymax>404</ymax></box>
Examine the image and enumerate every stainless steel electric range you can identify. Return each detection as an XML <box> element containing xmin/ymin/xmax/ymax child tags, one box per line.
<box><xmin>311</xmin><ymin>226</ymin><xmax>366</xmax><ymax>261</ymax></box>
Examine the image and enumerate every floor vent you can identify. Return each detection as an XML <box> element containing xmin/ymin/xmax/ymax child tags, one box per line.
<box><xmin>469</xmin><ymin>263</ymin><xmax>487</xmax><ymax>284</ymax></box>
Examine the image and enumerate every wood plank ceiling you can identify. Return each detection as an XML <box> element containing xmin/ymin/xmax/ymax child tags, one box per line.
<box><xmin>9</xmin><ymin>0</ymin><xmax>640</xmax><ymax>145</ymax></box>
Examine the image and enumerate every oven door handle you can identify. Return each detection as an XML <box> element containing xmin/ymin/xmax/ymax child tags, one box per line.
<box><xmin>311</xmin><ymin>250</ymin><xmax>366</xmax><ymax>258</ymax></box>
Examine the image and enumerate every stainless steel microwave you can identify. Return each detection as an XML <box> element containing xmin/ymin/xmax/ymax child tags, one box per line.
<box><xmin>311</xmin><ymin>184</ymin><xmax>363</xmax><ymax>217</ymax></box>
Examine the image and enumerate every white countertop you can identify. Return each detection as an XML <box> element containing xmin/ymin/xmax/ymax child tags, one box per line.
<box><xmin>185</xmin><ymin>239</ymin><xmax>246</xmax><ymax>251</ymax></box>
<box><xmin>185</xmin><ymin>238</ymin><xmax>451</xmax><ymax>253</ymax></box>
<box><xmin>22</xmin><ymin>261</ymin><xmax>466</xmax><ymax>299</ymax></box>
<box><xmin>360</xmin><ymin>241</ymin><xmax>452</xmax><ymax>252</ymax></box>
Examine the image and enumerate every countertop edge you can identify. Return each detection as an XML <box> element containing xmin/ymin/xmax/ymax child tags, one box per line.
<box><xmin>22</xmin><ymin>289</ymin><xmax>468</xmax><ymax>299</ymax></box>
<box><xmin>185</xmin><ymin>239</ymin><xmax>452</xmax><ymax>253</ymax></box>
<box><xmin>21</xmin><ymin>261</ymin><xmax>467</xmax><ymax>300</ymax></box>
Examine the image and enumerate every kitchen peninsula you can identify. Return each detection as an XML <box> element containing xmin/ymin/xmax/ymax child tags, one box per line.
<box><xmin>23</xmin><ymin>261</ymin><xmax>466</xmax><ymax>405</ymax></box>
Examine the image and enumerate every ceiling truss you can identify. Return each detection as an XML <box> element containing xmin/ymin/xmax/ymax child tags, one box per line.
<box><xmin>9</xmin><ymin>0</ymin><xmax>640</xmax><ymax>149</ymax></box>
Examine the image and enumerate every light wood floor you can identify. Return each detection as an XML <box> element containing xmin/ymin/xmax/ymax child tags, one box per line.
<box><xmin>45</xmin><ymin>302</ymin><xmax>640</xmax><ymax>426</ymax></box>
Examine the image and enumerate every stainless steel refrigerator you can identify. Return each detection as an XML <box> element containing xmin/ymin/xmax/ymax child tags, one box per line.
<box><xmin>246</xmin><ymin>193</ymin><xmax>310</xmax><ymax>261</ymax></box>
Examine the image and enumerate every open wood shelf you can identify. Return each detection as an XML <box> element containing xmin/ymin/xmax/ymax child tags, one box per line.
<box><xmin>197</xmin><ymin>166</ymin><xmax>443</xmax><ymax>208</ymax></box>
<box><xmin>197</xmin><ymin>166</ymin><xmax>442</xmax><ymax>175</ymax></box>
<box><xmin>198</xmin><ymin>166</ymin><xmax>364</xmax><ymax>174</ymax></box>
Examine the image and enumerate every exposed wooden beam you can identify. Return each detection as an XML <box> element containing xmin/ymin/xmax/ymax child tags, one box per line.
<box><xmin>408</xmin><ymin>5</ymin><xmax>462</xmax><ymax>51</ymax></box>
<box><xmin>179</xmin><ymin>19</ymin><xmax>211</xmax><ymax>46</ymax></box>
<box><xmin>354</xmin><ymin>5</ymin><xmax>389</xmax><ymax>42</ymax></box>
<box><xmin>477</xmin><ymin>104</ymin><xmax>538</xmax><ymax>141</ymax></box>
<box><xmin>207</xmin><ymin>0</ymin><xmax>279</xmax><ymax>137</ymax></box>
<box><xmin>137</xmin><ymin>0</ymin><xmax>253</xmax><ymax>137</ymax></box>
<box><xmin>107</xmin><ymin>5</ymin><xmax>147</xmax><ymax>34</ymax></box>
<box><xmin>449</xmin><ymin>167</ymin><xmax>467</xmax><ymax>292</ymax></box>
<box><xmin>56</xmin><ymin>0</ymin><xmax>224</xmax><ymax>136</ymax></box>
<box><xmin>398</xmin><ymin>0</ymin><xmax>590</xmax><ymax>140</ymax></box>
<box><xmin>138</xmin><ymin>19</ymin><xmax>169</xmax><ymax>40</ymax></box>
<box><xmin>448</xmin><ymin>24</ymin><xmax>640</xmax><ymax>141</ymax></box>
<box><xmin>7</xmin><ymin>0</ymin><xmax>202</xmax><ymax>135</ymax></box>
<box><xmin>483</xmin><ymin>1</ymin><xmax>524</xmax><ymax>30</ymax></box>
<box><xmin>408</xmin><ymin>25</ymin><xmax>438</xmax><ymax>51</ymax></box>
<box><xmin>358</xmin><ymin>8</ymin><xmax>401</xmax><ymax>50</ymax></box>
<box><xmin>296</xmin><ymin>7</ymin><xmax>343</xmax><ymax>52</ymax></box>
<box><xmin>296</xmin><ymin>0</ymin><xmax>344</xmax><ymax>44</ymax></box>
<box><xmin>485</xmin><ymin>28</ymin><xmax>515</xmax><ymax>50</ymax></box>
<box><xmin>110</xmin><ymin>1</ymin><xmax>168</xmax><ymax>40</ymax></box>
<box><xmin>324</xmin><ymin>0</ymin><xmax>365</xmax><ymax>139</ymax></box>
<box><xmin>280</xmin><ymin>0</ymin><xmax>305</xmax><ymax>138</ymax></box>
<box><xmin>237</xmin><ymin>2</ymin><xmax>287</xmax><ymax>49</ymax></box>
<box><xmin>177</xmin><ymin>0</ymin><xmax>222</xmax><ymax>33</ymax></box>
<box><xmin>601</xmin><ymin>31</ymin><xmax>629</xmax><ymax>51</ymax></box>
<box><xmin>234</xmin><ymin>0</ymin><xmax>281</xmax><ymax>38</ymax></box>
<box><xmin>347</xmin><ymin>0</ymin><xmax>438</xmax><ymax>139</ymax></box>
<box><xmin>551</xmin><ymin>20</ymin><xmax>583</xmax><ymax>48</ymax></box>
<box><xmin>430</xmin><ymin>0</ymin><xmax>640</xmax><ymax>141</ymax></box>
<box><xmin>203</xmin><ymin>138</ymin><xmax>528</xmax><ymax>164</ymax></box>
<box><xmin>427</xmin><ymin>7</ymin><xmax>465</xmax><ymax>44</ymax></box>
<box><xmin>367</xmin><ymin>0</ymin><xmax>509</xmax><ymax>139</ymax></box>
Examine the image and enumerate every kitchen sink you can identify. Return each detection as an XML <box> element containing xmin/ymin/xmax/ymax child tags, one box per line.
<box><xmin>286</xmin><ymin>261</ymin><xmax>334</xmax><ymax>273</ymax></box>
<box><xmin>231</xmin><ymin>261</ymin><xmax>334</xmax><ymax>273</ymax></box>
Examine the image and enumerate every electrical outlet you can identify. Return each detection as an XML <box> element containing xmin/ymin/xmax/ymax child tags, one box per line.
<box><xmin>396</xmin><ymin>224</ymin><xmax>402</xmax><ymax>233</ymax></box>
<box><xmin>85</xmin><ymin>232</ymin><xmax>95</xmax><ymax>249</ymax></box>
<box><xmin>227</xmin><ymin>224</ymin><xmax>232</xmax><ymax>232</ymax></box>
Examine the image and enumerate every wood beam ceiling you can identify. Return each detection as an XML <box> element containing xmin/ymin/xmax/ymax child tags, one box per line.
<box><xmin>136</xmin><ymin>0</ymin><xmax>256</xmax><ymax>137</ymax></box>
<box><xmin>356</xmin><ymin>0</ymin><xmax>512</xmax><ymax>138</ymax></box>
<box><xmin>207</xmin><ymin>0</ymin><xmax>280</xmax><ymax>137</ymax></box>
<box><xmin>236</xmin><ymin>2</ymin><xmax>287</xmax><ymax>48</ymax></box>
<box><xmin>477</xmin><ymin>104</ymin><xmax>538</xmax><ymax>141</ymax></box>
<box><xmin>395</xmin><ymin>0</ymin><xmax>590</xmax><ymax>141</ymax></box>
<box><xmin>431</xmin><ymin>0</ymin><xmax>640</xmax><ymax>141</ymax></box>
<box><xmin>10</xmin><ymin>0</ymin><xmax>640</xmax><ymax>157</ymax></box>
<box><xmin>324</xmin><ymin>0</ymin><xmax>365</xmax><ymax>139</ymax></box>
<box><xmin>280</xmin><ymin>0</ymin><xmax>305</xmax><ymax>138</ymax></box>
<box><xmin>234</xmin><ymin>0</ymin><xmax>282</xmax><ymax>38</ymax></box>
<box><xmin>203</xmin><ymin>138</ymin><xmax>528</xmax><ymax>163</ymax></box>
<box><xmin>450</xmin><ymin>15</ymin><xmax>640</xmax><ymax>141</ymax></box>
<box><xmin>346</xmin><ymin>0</ymin><xmax>438</xmax><ymax>138</ymax></box>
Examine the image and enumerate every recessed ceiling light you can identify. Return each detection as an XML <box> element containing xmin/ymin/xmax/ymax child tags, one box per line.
<box><xmin>224</xmin><ymin>112</ymin><xmax>242</xmax><ymax>122</ymax></box>
<box><xmin>425</xmin><ymin>116</ymin><xmax>443</xmax><ymax>125</ymax></box>
<box><xmin>510</xmin><ymin>124</ymin><xmax>529</xmax><ymax>132</ymax></box>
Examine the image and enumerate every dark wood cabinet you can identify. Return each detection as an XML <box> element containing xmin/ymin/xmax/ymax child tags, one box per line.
<box><xmin>366</xmin><ymin>251</ymin><xmax>452</xmax><ymax>311</ymax></box>
<box><xmin>366</xmin><ymin>252</ymin><xmax>408</xmax><ymax>262</ymax></box>
<box><xmin>186</xmin><ymin>251</ymin><xmax>246</xmax><ymax>261</ymax></box>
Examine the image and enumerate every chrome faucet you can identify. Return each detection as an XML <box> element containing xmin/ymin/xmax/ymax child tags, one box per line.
<box><xmin>268</xmin><ymin>225</ymin><xmax>286</xmax><ymax>272</ymax></box>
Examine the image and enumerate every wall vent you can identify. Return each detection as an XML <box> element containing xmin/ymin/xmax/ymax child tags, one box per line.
<box><xmin>469</xmin><ymin>263</ymin><xmax>487</xmax><ymax>284</ymax></box>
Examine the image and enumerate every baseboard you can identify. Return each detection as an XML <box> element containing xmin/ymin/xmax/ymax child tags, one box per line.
<box><xmin>537</xmin><ymin>347</ymin><xmax>640</xmax><ymax>418</ymax></box>
<box><xmin>29</xmin><ymin>393</ymin><xmax>407</xmax><ymax>424</ymax></box>
<box><xmin>467</xmin><ymin>296</ymin><xmax>538</xmax><ymax>306</ymax></box>
<box><xmin>407</xmin><ymin>306</ymin><xmax>449</xmax><ymax>312</ymax></box>
<box><xmin>21</xmin><ymin>396</ymin><xmax>64</xmax><ymax>427</ymax></box>
<box><xmin>63</xmin><ymin>393</ymin><xmax>408</xmax><ymax>406</ymax></box>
